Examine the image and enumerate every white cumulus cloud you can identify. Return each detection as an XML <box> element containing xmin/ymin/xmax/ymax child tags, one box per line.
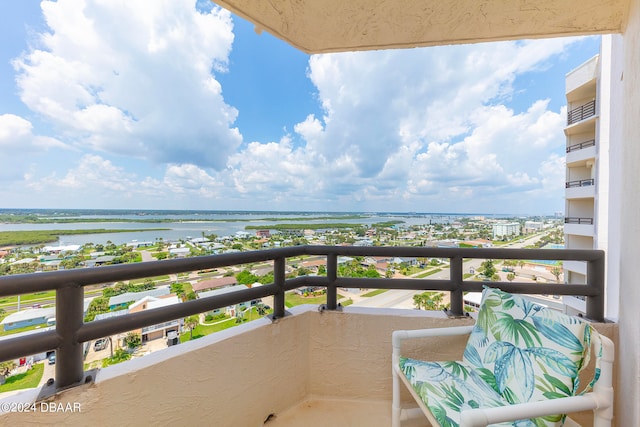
<box><xmin>13</xmin><ymin>0</ymin><xmax>240</xmax><ymax>169</ymax></box>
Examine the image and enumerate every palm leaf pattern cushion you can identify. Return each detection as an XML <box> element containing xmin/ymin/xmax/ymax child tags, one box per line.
<box><xmin>399</xmin><ymin>287</ymin><xmax>600</xmax><ymax>427</ymax></box>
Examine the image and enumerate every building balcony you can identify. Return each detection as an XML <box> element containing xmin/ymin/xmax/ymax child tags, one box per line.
<box><xmin>565</xmin><ymin>179</ymin><xmax>595</xmax><ymax>199</ymax></box>
<box><xmin>564</xmin><ymin>217</ymin><xmax>595</xmax><ymax>237</ymax></box>
<box><xmin>0</xmin><ymin>246</ymin><xmax>613</xmax><ymax>425</ymax></box>
<box><xmin>567</xmin><ymin>100</ymin><xmax>596</xmax><ymax>125</ymax></box>
<box><xmin>566</xmin><ymin>140</ymin><xmax>596</xmax><ymax>166</ymax></box>
<box><xmin>0</xmin><ymin>305</ymin><xmax>616</xmax><ymax>426</ymax></box>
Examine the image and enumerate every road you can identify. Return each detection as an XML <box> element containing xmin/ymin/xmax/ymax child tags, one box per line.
<box><xmin>353</xmin><ymin>232</ymin><xmax>553</xmax><ymax>310</ymax></box>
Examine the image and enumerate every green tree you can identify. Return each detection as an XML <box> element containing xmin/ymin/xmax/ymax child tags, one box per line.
<box><xmin>413</xmin><ymin>292</ymin><xmax>446</xmax><ymax>311</ymax></box>
<box><xmin>507</xmin><ymin>272</ymin><xmax>516</xmax><ymax>282</ymax></box>
<box><xmin>184</xmin><ymin>315</ymin><xmax>199</xmax><ymax>340</ymax></box>
<box><xmin>103</xmin><ymin>348</ymin><xmax>131</xmax><ymax>367</ymax></box>
<box><xmin>481</xmin><ymin>259</ymin><xmax>496</xmax><ymax>279</ymax></box>
<box><xmin>123</xmin><ymin>332</ymin><xmax>142</xmax><ymax>350</ymax></box>
<box><xmin>236</xmin><ymin>269</ymin><xmax>258</xmax><ymax>285</ymax></box>
<box><xmin>0</xmin><ymin>360</ymin><xmax>17</xmax><ymax>384</ymax></box>
<box><xmin>550</xmin><ymin>265</ymin><xmax>563</xmax><ymax>283</ymax></box>
<box><xmin>171</xmin><ymin>283</ymin><xmax>185</xmax><ymax>299</ymax></box>
<box><xmin>297</xmin><ymin>266</ymin><xmax>311</xmax><ymax>276</ymax></box>
<box><xmin>84</xmin><ymin>297</ymin><xmax>110</xmax><ymax>322</ymax></box>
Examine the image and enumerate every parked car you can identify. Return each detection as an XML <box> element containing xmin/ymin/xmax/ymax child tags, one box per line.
<box><xmin>48</xmin><ymin>353</ymin><xmax>56</xmax><ymax>365</ymax></box>
<box><xmin>94</xmin><ymin>338</ymin><xmax>108</xmax><ymax>351</ymax></box>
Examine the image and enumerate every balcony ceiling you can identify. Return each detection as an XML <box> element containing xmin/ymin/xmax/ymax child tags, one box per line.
<box><xmin>213</xmin><ymin>0</ymin><xmax>629</xmax><ymax>54</ymax></box>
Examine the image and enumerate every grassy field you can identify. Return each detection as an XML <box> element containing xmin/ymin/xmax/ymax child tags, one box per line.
<box><xmin>415</xmin><ymin>268</ymin><xmax>443</xmax><ymax>278</ymax></box>
<box><xmin>0</xmin><ymin>363</ymin><xmax>44</xmax><ymax>393</ymax></box>
<box><xmin>284</xmin><ymin>292</ymin><xmax>345</xmax><ymax>308</ymax></box>
<box><xmin>0</xmin><ymin>290</ymin><xmax>56</xmax><ymax>307</ymax></box>
<box><xmin>179</xmin><ymin>307</ymin><xmax>271</xmax><ymax>343</ymax></box>
<box><xmin>361</xmin><ymin>289</ymin><xmax>388</xmax><ymax>297</ymax></box>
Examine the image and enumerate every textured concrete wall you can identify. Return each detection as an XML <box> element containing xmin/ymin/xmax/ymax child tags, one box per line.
<box><xmin>215</xmin><ymin>0</ymin><xmax>629</xmax><ymax>53</ymax></box>
<box><xmin>0</xmin><ymin>306</ymin><xmax>618</xmax><ymax>425</ymax></box>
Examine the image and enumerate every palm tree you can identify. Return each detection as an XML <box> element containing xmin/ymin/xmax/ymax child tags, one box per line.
<box><xmin>184</xmin><ymin>315</ymin><xmax>199</xmax><ymax>340</ymax></box>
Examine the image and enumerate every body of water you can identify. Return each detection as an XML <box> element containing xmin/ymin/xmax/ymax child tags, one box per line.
<box><xmin>0</xmin><ymin>210</ymin><xmax>514</xmax><ymax>246</ymax></box>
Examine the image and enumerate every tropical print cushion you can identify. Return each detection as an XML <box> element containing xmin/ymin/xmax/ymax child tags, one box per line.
<box><xmin>399</xmin><ymin>357</ymin><xmax>513</xmax><ymax>427</ymax></box>
<box><xmin>399</xmin><ymin>287</ymin><xmax>599</xmax><ymax>427</ymax></box>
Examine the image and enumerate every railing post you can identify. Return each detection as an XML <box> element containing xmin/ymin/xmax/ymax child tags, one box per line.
<box><xmin>449</xmin><ymin>256</ymin><xmax>464</xmax><ymax>316</ymax></box>
<box><xmin>326</xmin><ymin>253</ymin><xmax>338</xmax><ymax>310</ymax></box>
<box><xmin>55</xmin><ymin>283</ymin><xmax>85</xmax><ymax>389</ymax></box>
<box><xmin>273</xmin><ymin>257</ymin><xmax>286</xmax><ymax>319</ymax></box>
<box><xmin>586</xmin><ymin>254</ymin><xmax>605</xmax><ymax>322</ymax></box>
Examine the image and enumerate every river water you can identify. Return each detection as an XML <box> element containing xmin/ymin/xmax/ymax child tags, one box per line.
<box><xmin>0</xmin><ymin>211</ymin><xmax>482</xmax><ymax>246</ymax></box>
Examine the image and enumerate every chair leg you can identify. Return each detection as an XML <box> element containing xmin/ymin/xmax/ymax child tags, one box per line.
<box><xmin>392</xmin><ymin>365</ymin><xmax>402</xmax><ymax>427</ymax></box>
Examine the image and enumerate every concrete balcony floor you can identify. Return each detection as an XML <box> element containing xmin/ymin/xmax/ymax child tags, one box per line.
<box><xmin>0</xmin><ymin>305</ymin><xmax>616</xmax><ymax>426</ymax></box>
<box><xmin>267</xmin><ymin>397</ymin><xmax>428</xmax><ymax>427</ymax></box>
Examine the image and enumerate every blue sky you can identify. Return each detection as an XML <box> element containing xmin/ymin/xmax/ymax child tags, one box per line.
<box><xmin>0</xmin><ymin>0</ymin><xmax>600</xmax><ymax>214</ymax></box>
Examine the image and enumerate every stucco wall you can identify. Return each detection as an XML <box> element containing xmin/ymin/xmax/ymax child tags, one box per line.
<box><xmin>0</xmin><ymin>306</ymin><xmax>618</xmax><ymax>426</ymax></box>
<box><xmin>618</xmin><ymin>0</ymin><xmax>640</xmax><ymax>424</ymax></box>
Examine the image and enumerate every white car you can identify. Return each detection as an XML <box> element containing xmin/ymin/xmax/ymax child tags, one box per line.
<box><xmin>94</xmin><ymin>338</ymin><xmax>108</xmax><ymax>351</ymax></box>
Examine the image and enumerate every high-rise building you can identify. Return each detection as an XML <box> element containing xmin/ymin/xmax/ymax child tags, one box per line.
<box><xmin>563</xmin><ymin>35</ymin><xmax>623</xmax><ymax>320</ymax></box>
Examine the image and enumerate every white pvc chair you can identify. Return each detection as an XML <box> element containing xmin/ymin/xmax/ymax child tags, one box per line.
<box><xmin>392</xmin><ymin>288</ymin><xmax>614</xmax><ymax>427</ymax></box>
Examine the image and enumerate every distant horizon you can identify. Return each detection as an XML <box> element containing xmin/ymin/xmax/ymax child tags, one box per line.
<box><xmin>0</xmin><ymin>208</ymin><xmax>559</xmax><ymax>218</ymax></box>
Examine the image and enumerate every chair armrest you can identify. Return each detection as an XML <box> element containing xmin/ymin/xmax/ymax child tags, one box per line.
<box><xmin>459</xmin><ymin>394</ymin><xmax>603</xmax><ymax>427</ymax></box>
<box><xmin>392</xmin><ymin>325</ymin><xmax>474</xmax><ymax>361</ymax></box>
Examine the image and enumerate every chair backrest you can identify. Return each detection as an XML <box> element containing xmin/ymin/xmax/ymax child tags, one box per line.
<box><xmin>462</xmin><ymin>287</ymin><xmax>600</xmax><ymax>409</ymax></box>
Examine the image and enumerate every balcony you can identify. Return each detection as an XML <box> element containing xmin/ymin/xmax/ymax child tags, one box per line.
<box><xmin>565</xmin><ymin>216</ymin><xmax>594</xmax><ymax>224</ymax></box>
<box><xmin>565</xmin><ymin>178</ymin><xmax>595</xmax><ymax>188</ymax></box>
<box><xmin>565</xmin><ymin>217</ymin><xmax>595</xmax><ymax>237</ymax></box>
<box><xmin>566</xmin><ymin>140</ymin><xmax>596</xmax><ymax>166</ymax></box>
<box><xmin>567</xmin><ymin>100</ymin><xmax>596</xmax><ymax>125</ymax></box>
<box><xmin>566</xmin><ymin>139</ymin><xmax>596</xmax><ymax>153</ymax></box>
<box><xmin>0</xmin><ymin>246</ymin><xmax>613</xmax><ymax>425</ymax></box>
<box><xmin>566</xmin><ymin>178</ymin><xmax>595</xmax><ymax>199</ymax></box>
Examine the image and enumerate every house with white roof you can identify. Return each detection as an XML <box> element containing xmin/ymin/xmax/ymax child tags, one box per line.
<box><xmin>128</xmin><ymin>295</ymin><xmax>183</xmax><ymax>342</ymax></box>
<box><xmin>108</xmin><ymin>287</ymin><xmax>171</xmax><ymax>310</ymax></box>
<box><xmin>0</xmin><ymin>307</ymin><xmax>56</xmax><ymax>331</ymax></box>
<box><xmin>1</xmin><ymin>298</ymin><xmax>93</xmax><ymax>331</ymax></box>
<box><xmin>198</xmin><ymin>285</ymin><xmax>251</xmax><ymax>317</ymax></box>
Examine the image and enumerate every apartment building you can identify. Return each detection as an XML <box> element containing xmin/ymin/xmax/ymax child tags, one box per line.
<box><xmin>491</xmin><ymin>222</ymin><xmax>520</xmax><ymax>239</ymax></box>
<box><xmin>563</xmin><ymin>35</ymin><xmax>621</xmax><ymax>318</ymax></box>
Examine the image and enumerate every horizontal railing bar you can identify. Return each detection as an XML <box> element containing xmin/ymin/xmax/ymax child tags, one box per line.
<box><xmin>566</xmin><ymin>139</ymin><xmax>596</xmax><ymax>153</ymax></box>
<box><xmin>303</xmin><ymin>245</ymin><xmax>604</xmax><ymax>261</ymax></box>
<box><xmin>335</xmin><ymin>277</ymin><xmax>454</xmax><ymax>291</ymax></box>
<box><xmin>0</xmin><ymin>247</ymin><xmax>301</xmax><ymax>297</ymax></box>
<box><xmin>77</xmin><ymin>284</ymin><xmax>278</xmax><ymax>343</ymax></box>
<box><xmin>0</xmin><ymin>330</ymin><xmax>60</xmax><ymax>364</ymax></box>
<box><xmin>324</xmin><ymin>278</ymin><xmax>600</xmax><ymax>296</ymax></box>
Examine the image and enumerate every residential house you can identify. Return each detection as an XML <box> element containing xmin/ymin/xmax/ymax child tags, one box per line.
<box><xmin>192</xmin><ymin>276</ymin><xmax>237</xmax><ymax>293</ymax></box>
<box><xmin>198</xmin><ymin>285</ymin><xmax>251</xmax><ymax>317</ymax></box>
<box><xmin>108</xmin><ymin>287</ymin><xmax>171</xmax><ymax>310</ymax></box>
<box><xmin>0</xmin><ymin>307</ymin><xmax>55</xmax><ymax>331</ymax></box>
<box><xmin>128</xmin><ymin>295</ymin><xmax>183</xmax><ymax>342</ymax></box>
